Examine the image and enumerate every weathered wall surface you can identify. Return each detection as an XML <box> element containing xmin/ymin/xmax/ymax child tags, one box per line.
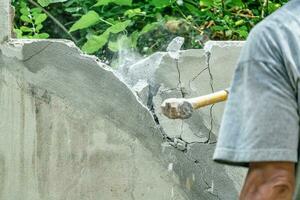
<box><xmin>0</xmin><ymin>37</ymin><xmax>246</xmax><ymax>200</ymax></box>
<box><xmin>0</xmin><ymin>0</ymin><xmax>11</xmax><ymax>43</ymax></box>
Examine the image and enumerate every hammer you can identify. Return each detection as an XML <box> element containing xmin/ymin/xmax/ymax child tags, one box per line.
<box><xmin>161</xmin><ymin>89</ymin><xmax>229</xmax><ymax>119</ymax></box>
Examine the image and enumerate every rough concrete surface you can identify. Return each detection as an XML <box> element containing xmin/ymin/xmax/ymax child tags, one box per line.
<box><xmin>0</xmin><ymin>36</ymin><xmax>247</xmax><ymax>200</ymax></box>
<box><xmin>0</xmin><ymin>0</ymin><xmax>11</xmax><ymax>43</ymax></box>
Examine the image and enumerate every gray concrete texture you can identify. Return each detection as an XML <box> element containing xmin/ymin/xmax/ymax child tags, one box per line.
<box><xmin>0</xmin><ymin>38</ymin><xmax>247</xmax><ymax>200</ymax></box>
<box><xmin>0</xmin><ymin>2</ymin><xmax>247</xmax><ymax>194</ymax></box>
<box><xmin>0</xmin><ymin>0</ymin><xmax>11</xmax><ymax>43</ymax></box>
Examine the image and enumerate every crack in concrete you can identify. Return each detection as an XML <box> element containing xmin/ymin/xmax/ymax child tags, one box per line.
<box><xmin>205</xmin><ymin>51</ymin><xmax>216</xmax><ymax>144</ymax></box>
<box><xmin>22</xmin><ymin>42</ymin><xmax>52</xmax><ymax>62</ymax></box>
<box><xmin>183</xmin><ymin>152</ymin><xmax>221</xmax><ymax>199</ymax></box>
<box><xmin>175</xmin><ymin>59</ymin><xmax>186</xmax><ymax>98</ymax></box>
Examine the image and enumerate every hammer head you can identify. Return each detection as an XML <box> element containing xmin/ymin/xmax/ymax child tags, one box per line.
<box><xmin>161</xmin><ymin>98</ymin><xmax>193</xmax><ymax>119</ymax></box>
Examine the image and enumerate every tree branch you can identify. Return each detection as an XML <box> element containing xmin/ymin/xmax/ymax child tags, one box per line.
<box><xmin>28</xmin><ymin>0</ymin><xmax>78</xmax><ymax>43</ymax></box>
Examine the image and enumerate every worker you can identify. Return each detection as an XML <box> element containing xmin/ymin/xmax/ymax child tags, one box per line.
<box><xmin>213</xmin><ymin>0</ymin><xmax>300</xmax><ymax>199</ymax></box>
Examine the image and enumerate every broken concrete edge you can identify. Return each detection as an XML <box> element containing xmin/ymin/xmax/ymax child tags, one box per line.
<box><xmin>122</xmin><ymin>41</ymin><xmax>246</xmax><ymax>148</ymax></box>
<box><xmin>0</xmin><ymin>39</ymin><xmax>168</xmax><ymax>153</ymax></box>
<box><xmin>0</xmin><ymin>38</ymin><xmax>246</xmax><ymax>199</ymax></box>
<box><xmin>204</xmin><ymin>40</ymin><xmax>245</xmax><ymax>53</ymax></box>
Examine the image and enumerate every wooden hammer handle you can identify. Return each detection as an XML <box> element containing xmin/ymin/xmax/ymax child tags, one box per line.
<box><xmin>189</xmin><ymin>89</ymin><xmax>229</xmax><ymax>109</ymax></box>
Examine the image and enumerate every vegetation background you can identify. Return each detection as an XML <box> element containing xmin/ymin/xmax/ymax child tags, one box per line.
<box><xmin>12</xmin><ymin>0</ymin><xmax>288</xmax><ymax>61</ymax></box>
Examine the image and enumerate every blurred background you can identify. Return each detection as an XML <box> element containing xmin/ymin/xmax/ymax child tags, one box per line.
<box><xmin>12</xmin><ymin>0</ymin><xmax>288</xmax><ymax>62</ymax></box>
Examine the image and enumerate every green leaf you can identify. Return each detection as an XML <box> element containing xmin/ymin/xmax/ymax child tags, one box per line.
<box><xmin>114</xmin><ymin>0</ymin><xmax>132</xmax><ymax>5</ymax></box>
<box><xmin>130</xmin><ymin>31</ymin><xmax>139</xmax><ymax>48</ymax></box>
<box><xmin>36</xmin><ymin>24</ymin><xmax>43</xmax><ymax>32</ymax></box>
<box><xmin>38</xmin><ymin>0</ymin><xmax>50</xmax><ymax>7</ymax></box>
<box><xmin>200</xmin><ymin>0</ymin><xmax>214</xmax><ymax>8</ymax></box>
<box><xmin>94</xmin><ymin>0</ymin><xmax>132</xmax><ymax>7</ymax></box>
<box><xmin>69</xmin><ymin>11</ymin><xmax>100</xmax><ymax>32</ymax></box>
<box><xmin>14</xmin><ymin>29</ymin><xmax>23</xmax><ymax>38</ymax></box>
<box><xmin>65</xmin><ymin>7</ymin><xmax>82</xmax><ymax>13</ymax></box>
<box><xmin>20</xmin><ymin>7</ymin><xmax>30</xmax><ymax>16</ymax></box>
<box><xmin>37</xmin><ymin>0</ymin><xmax>68</xmax><ymax>7</ymax></box>
<box><xmin>36</xmin><ymin>33</ymin><xmax>50</xmax><ymax>39</ymax></box>
<box><xmin>235</xmin><ymin>19</ymin><xmax>244</xmax><ymax>26</ymax></box>
<box><xmin>20</xmin><ymin>26</ymin><xmax>33</xmax><ymax>32</ymax></box>
<box><xmin>225</xmin><ymin>0</ymin><xmax>243</xmax><ymax>7</ymax></box>
<box><xmin>20</xmin><ymin>15</ymin><xmax>32</xmax><ymax>23</ymax></box>
<box><xmin>124</xmin><ymin>8</ymin><xmax>146</xmax><ymax>18</ymax></box>
<box><xmin>150</xmin><ymin>0</ymin><xmax>171</xmax><ymax>8</ymax></box>
<box><xmin>35</xmin><ymin>14</ymin><xmax>47</xmax><ymax>24</ymax></box>
<box><xmin>82</xmin><ymin>32</ymin><xmax>109</xmax><ymax>54</ymax></box>
<box><xmin>106</xmin><ymin>20</ymin><xmax>131</xmax><ymax>34</ymax></box>
<box><xmin>185</xmin><ymin>4</ymin><xmax>200</xmax><ymax>16</ymax></box>
<box><xmin>93</xmin><ymin>0</ymin><xmax>113</xmax><ymax>6</ymax></box>
<box><xmin>140</xmin><ymin>22</ymin><xmax>160</xmax><ymax>35</ymax></box>
<box><xmin>31</xmin><ymin>8</ymin><xmax>43</xmax><ymax>14</ymax></box>
<box><xmin>108</xmin><ymin>40</ymin><xmax>119</xmax><ymax>52</ymax></box>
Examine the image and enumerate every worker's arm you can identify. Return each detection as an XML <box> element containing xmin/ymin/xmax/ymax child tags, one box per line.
<box><xmin>240</xmin><ymin>162</ymin><xmax>295</xmax><ymax>200</ymax></box>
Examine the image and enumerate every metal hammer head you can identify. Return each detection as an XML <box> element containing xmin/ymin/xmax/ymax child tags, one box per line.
<box><xmin>161</xmin><ymin>98</ymin><xmax>193</xmax><ymax>119</ymax></box>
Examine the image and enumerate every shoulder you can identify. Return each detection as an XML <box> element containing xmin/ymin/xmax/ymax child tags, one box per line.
<box><xmin>238</xmin><ymin>8</ymin><xmax>287</xmax><ymax>64</ymax></box>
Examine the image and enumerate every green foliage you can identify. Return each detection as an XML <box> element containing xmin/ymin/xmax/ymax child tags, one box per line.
<box><xmin>12</xmin><ymin>0</ymin><xmax>288</xmax><ymax>60</ymax></box>
<box><xmin>69</xmin><ymin>11</ymin><xmax>100</xmax><ymax>32</ymax></box>
<box><xmin>13</xmin><ymin>0</ymin><xmax>49</xmax><ymax>39</ymax></box>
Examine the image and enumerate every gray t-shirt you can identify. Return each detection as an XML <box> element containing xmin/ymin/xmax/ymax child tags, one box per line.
<box><xmin>213</xmin><ymin>0</ymin><xmax>300</xmax><ymax>198</ymax></box>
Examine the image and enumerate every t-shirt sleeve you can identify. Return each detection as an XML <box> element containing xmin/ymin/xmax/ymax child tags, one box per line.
<box><xmin>213</xmin><ymin>22</ymin><xmax>299</xmax><ymax>166</ymax></box>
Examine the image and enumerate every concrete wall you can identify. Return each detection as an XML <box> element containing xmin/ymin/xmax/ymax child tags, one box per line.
<box><xmin>0</xmin><ymin>39</ymin><xmax>247</xmax><ymax>200</ymax></box>
<box><xmin>0</xmin><ymin>0</ymin><xmax>11</xmax><ymax>43</ymax></box>
<box><xmin>0</xmin><ymin>3</ymin><xmax>247</xmax><ymax>198</ymax></box>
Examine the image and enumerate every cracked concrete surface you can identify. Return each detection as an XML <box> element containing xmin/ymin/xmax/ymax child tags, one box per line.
<box><xmin>0</xmin><ymin>36</ymin><xmax>247</xmax><ymax>200</ymax></box>
<box><xmin>121</xmin><ymin>41</ymin><xmax>248</xmax><ymax>199</ymax></box>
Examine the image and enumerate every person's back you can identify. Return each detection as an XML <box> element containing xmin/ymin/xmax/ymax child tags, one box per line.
<box><xmin>213</xmin><ymin>0</ymin><xmax>300</xmax><ymax>199</ymax></box>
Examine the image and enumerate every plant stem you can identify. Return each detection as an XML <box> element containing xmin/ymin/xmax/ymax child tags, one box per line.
<box><xmin>99</xmin><ymin>18</ymin><xmax>114</xmax><ymax>26</ymax></box>
<box><xmin>28</xmin><ymin>0</ymin><xmax>78</xmax><ymax>43</ymax></box>
<box><xmin>261</xmin><ymin>0</ymin><xmax>269</xmax><ymax>18</ymax></box>
<box><xmin>221</xmin><ymin>0</ymin><xmax>225</xmax><ymax>16</ymax></box>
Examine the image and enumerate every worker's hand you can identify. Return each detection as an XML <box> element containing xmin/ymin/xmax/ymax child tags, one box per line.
<box><xmin>240</xmin><ymin>162</ymin><xmax>295</xmax><ymax>200</ymax></box>
<box><xmin>161</xmin><ymin>98</ymin><xmax>193</xmax><ymax>119</ymax></box>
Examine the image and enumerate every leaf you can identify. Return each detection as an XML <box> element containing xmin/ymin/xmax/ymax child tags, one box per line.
<box><xmin>36</xmin><ymin>24</ymin><xmax>43</xmax><ymax>32</ymax></box>
<box><xmin>37</xmin><ymin>0</ymin><xmax>50</xmax><ymax>7</ymax></box>
<box><xmin>93</xmin><ymin>0</ymin><xmax>113</xmax><ymax>6</ymax></box>
<box><xmin>114</xmin><ymin>0</ymin><xmax>132</xmax><ymax>5</ymax></box>
<box><xmin>124</xmin><ymin>8</ymin><xmax>146</xmax><ymax>18</ymax></box>
<box><xmin>20</xmin><ymin>7</ymin><xmax>30</xmax><ymax>16</ymax></box>
<box><xmin>20</xmin><ymin>15</ymin><xmax>32</xmax><ymax>23</ymax></box>
<box><xmin>108</xmin><ymin>40</ymin><xmax>119</xmax><ymax>52</ymax></box>
<box><xmin>82</xmin><ymin>32</ymin><xmax>109</xmax><ymax>54</ymax></box>
<box><xmin>225</xmin><ymin>0</ymin><xmax>243</xmax><ymax>7</ymax></box>
<box><xmin>36</xmin><ymin>33</ymin><xmax>50</xmax><ymax>39</ymax></box>
<box><xmin>65</xmin><ymin>7</ymin><xmax>82</xmax><ymax>13</ymax></box>
<box><xmin>20</xmin><ymin>26</ymin><xmax>33</xmax><ymax>32</ymax></box>
<box><xmin>106</xmin><ymin>20</ymin><xmax>131</xmax><ymax>34</ymax></box>
<box><xmin>130</xmin><ymin>31</ymin><xmax>139</xmax><ymax>48</ymax></box>
<box><xmin>37</xmin><ymin>0</ymin><xmax>68</xmax><ymax>7</ymax></box>
<box><xmin>14</xmin><ymin>29</ymin><xmax>23</xmax><ymax>38</ymax></box>
<box><xmin>140</xmin><ymin>22</ymin><xmax>160</xmax><ymax>35</ymax></box>
<box><xmin>235</xmin><ymin>19</ymin><xmax>244</xmax><ymax>26</ymax></box>
<box><xmin>69</xmin><ymin>11</ymin><xmax>100</xmax><ymax>32</ymax></box>
<box><xmin>35</xmin><ymin>13</ymin><xmax>47</xmax><ymax>24</ymax></box>
<box><xmin>94</xmin><ymin>0</ymin><xmax>132</xmax><ymax>7</ymax></box>
<box><xmin>150</xmin><ymin>0</ymin><xmax>171</xmax><ymax>8</ymax></box>
<box><xmin>185</xmin><ymin>4</ymin><xmax>200</xmax><ymax>16</ymax></box>
<box><xmin>200</xmin><ymin>0</ymin><xmax>214</xmax><ymax>8</ymax></box>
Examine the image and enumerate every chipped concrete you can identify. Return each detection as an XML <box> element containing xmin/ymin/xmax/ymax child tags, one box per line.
<box><xmin>0</xmin><ymin>37</ymin><xmax>248</xmax><ymax>199</ymax></box>
<box><xmin>0</xmin><ymin>39</ymin><xmax>192</xmax><ymax>200</ymax></box>
<box><xmin>1</xmin><ymin>3</ymin><xmax>248</xmax><ymax>198</ymax></box>
<box><xmin>123</xmin><ymin>40</ymin><xmax>248</xmax><ymax>198</ymax></box>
